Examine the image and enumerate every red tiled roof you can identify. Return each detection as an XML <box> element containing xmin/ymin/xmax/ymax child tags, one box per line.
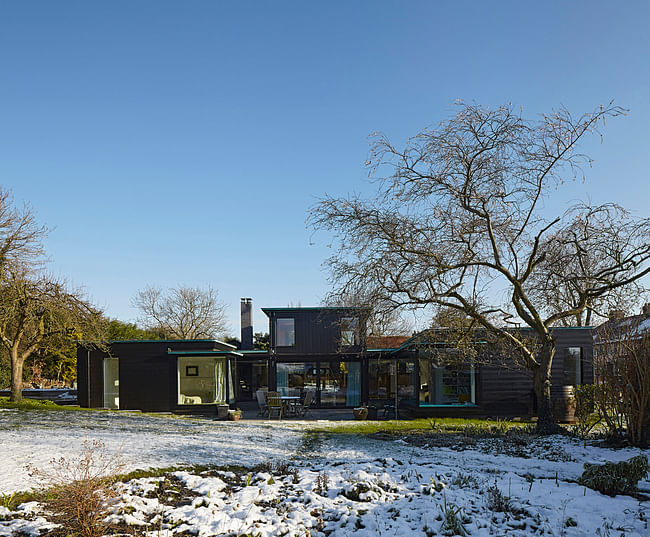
<box><xmin>366</xmin><ymin>335</ymin><xmax>410</xmax><ymax>349</ymax></box>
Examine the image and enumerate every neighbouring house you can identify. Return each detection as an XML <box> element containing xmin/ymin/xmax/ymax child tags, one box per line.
<box><xmin>593</xmin><ymin>304</ymin><xmax>650</xmax><ymax>376</ymax></box>
<box><xmin>592</xmin><ymin>304</ymin><xmax>650</xmax><ymax>394</ymax></box>
<box><xmin>78</xmin><ymin>299</ymin><xmax>594</xmax><ymax>417</ymax></box>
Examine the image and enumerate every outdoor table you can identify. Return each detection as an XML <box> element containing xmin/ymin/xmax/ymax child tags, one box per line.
<box><xmin>280</xmin><ymin>396</ymin><xmax>300</xmax><ymax>416</ymax></box>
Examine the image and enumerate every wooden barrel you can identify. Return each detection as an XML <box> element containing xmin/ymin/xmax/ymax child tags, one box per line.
<box><xmin>553</xmin><ymin>385</ymin><xmax>576</xmax><ymax>423</ymax></box>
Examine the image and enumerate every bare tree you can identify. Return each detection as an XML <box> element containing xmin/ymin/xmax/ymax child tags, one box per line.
<box><xmin>309</xmin><ymin>102</ymin><xmax>650</xmax><ymax>433</ymax></box>
<box><xmin>527</xmin><ymin>204</ymin><xmax>648</xmax><ymax>326</ymax></box>
<box><xmin>133</xmin><ymin>285</ymin><xmax>229</xmax><ymax>340</ymax></box>
<box><xmin>0</xmin><ymin>269</ymin><xmax>106</xmax><ymax>401</ymax></box>
<box><xmin>322</xmin><ymin>287</ymin><xmax>413</xmax><ymax>337</ymax></box>
<box><xmin>0</xmin><ymin>188</ymin><xmax>47</xmax><ymax>277</ymax></box>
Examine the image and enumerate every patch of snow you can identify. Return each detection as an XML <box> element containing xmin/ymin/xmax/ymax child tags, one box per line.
<box><xmin>2</xmin><ymin>410</ymin><xmax>649</xmax><ymax>536</ymax></box>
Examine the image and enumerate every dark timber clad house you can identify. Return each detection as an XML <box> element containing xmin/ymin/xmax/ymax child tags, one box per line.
<box><xmin>78</xmin><ymin>300</ymin><xmax>593</xmax><ymax>416</ymax></box>
<box><xmin>77</xmin><ymin>340</ymin><xmax>239</xmax><ymax>413</ymax></box>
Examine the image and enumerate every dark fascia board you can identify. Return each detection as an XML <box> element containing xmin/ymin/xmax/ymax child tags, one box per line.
<box><xmin>390</xmin><ymin>325</ymin><xmax>593</xmax><ymax>355</ymax></box>
<box><xmin>261</xmin><ymin>306</ymin><xmax>367</xmax><ymax>316</ymax></box>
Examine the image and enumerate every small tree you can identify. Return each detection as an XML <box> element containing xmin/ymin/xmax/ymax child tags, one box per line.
<box><xmin>0</xmin><ymin>269</ymin><xmax>106</xmax><ymax>402</ymax></box>
<box><xmin>310</xmin><ymin>102</ymin><xmax>650</xmax><ymax>433</ymax></box>
<box><xmin>254</xmin><ymin>332</ymin><xmax>270</xmax><ymax>350</ymax></box>
<box><xmin>133</xmin><ymin>284</ymin><xmax>229</xmax><ymax>339</ymax></box>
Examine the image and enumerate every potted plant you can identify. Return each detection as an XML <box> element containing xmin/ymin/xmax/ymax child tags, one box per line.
<box><xmin>353</xmin><ymin>406</ymin><xmax>369</xmax><ymax>420</ymax></box>
<box><xmin>217</xmin><ymin>404</ymin><xmax>230</xmax><ymax>420</ymax></box>
<box><xmin>228</xmin><ymin>408</ymin><xmax>242</xmax><ymax>421</ymax></box>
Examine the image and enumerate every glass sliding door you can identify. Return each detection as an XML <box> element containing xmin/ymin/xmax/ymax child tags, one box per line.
<box><xmin>368</xmin><ymin>359</ymin><xmax>416</xmax><ymax>405</ymax></box>
<box><xmin>103</xmin><ymin>358</ymin><xmax>119</xmax><ymax>409</ymax></box>
<box><xmin>276</xmin><ymin>362</ymin><xmax>317</xmax><ymax>397</ymax></box>
<box><xmin>276</xmin><ymin>360</ymin><xmax>361</xmax><ymax>406</ymax></box>
<box><xmin>320</xmin><ymin>361</ymin><xmax>361</xmax><ymax>407</ymax></box>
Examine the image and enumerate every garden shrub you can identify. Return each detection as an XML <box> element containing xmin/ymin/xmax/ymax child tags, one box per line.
<box><xmin>578</xmin><ymin>454</ymin><xmax>649</xmax><ymax>496</ymax></box>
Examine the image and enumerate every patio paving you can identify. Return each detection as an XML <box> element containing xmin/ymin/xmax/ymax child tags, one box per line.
<box><xmin>236</xmin><ymin>401</ymin><xmax>356</xmax><ymax>421</ymax></box>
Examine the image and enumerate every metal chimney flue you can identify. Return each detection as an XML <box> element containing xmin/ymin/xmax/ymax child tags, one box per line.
<box><xmin>241</xmin><ymin>298</ymin><xmax>253</xmax><ymax>350</ymax></box>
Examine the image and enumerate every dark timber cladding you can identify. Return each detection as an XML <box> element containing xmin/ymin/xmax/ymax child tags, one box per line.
<box><xmin>77</xmin><ymin>339</ymin><xmax>236</xmax><ymax>413</ymax></box>
<box><xmin>467</xmin><ymin>327</ymin><xmax>594</xmax><ymax>416</ymax></box>
<box><xmin>263</xmin><ymin>307</ymin><xmax>367</xmax><ymax>355</ymax></box>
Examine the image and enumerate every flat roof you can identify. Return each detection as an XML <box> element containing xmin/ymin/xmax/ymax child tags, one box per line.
<box><xmin>262</xmin><ymin>306</ymin><xmax>366</xmax><ymax>315</ymax></box>
<box><xmin>107</xmin><ymin>339</ymin><xmax>237</xmax><ymax>349</ymax></box>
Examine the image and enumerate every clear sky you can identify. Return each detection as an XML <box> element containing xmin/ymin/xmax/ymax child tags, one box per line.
<box><xmin>1</xmin><ymin>1</ymin><xmax>649</xmax><ymax>336</ymax></box>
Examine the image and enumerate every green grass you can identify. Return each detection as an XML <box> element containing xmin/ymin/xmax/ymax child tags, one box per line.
<box><xmin>1</xmin><ymin>490</ymin><xmax>43</xmax><ymax>509</ymax></box>
<box><xmin>306</xmin><ymin>417</ymin><xmax>533</xmax><ymax>435</ymax></box>
<box><xmin>0</xmin><ymin>397</ymin><xmax>185</xmax><ymax>419</ymax></box>
<box><xmin>0</xmin><ymin>397</ymin><xmax>80</xmax><ymax>411</ymax></box>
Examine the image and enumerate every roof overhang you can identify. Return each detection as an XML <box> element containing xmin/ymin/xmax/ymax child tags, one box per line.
<box><xmin>167</xmin><ymin>350</ymin><xmax>243</xmax><ymax>357</ymax></box>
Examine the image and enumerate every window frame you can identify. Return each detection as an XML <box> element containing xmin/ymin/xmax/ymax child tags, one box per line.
<box><xmin>276</xmin><ymin>317</ymin><xmax>295</xmax><ymax>347</ymax></box>
<box><xmin>340</xmin><ymin>316</ymin><xmax>359</xmax><ymax>348</ymax></box>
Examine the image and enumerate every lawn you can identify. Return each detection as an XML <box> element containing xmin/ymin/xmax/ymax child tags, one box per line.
<box><xmin>1</xmin><ymin>408</ymin><xmax>648</xmax><ymax>537</ymax></box>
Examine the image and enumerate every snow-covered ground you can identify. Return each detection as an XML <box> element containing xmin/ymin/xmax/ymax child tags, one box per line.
<box><xmin>1</xmin><ymin>409</ymin><xmax>648</xmax><ymax>537</ymax></box>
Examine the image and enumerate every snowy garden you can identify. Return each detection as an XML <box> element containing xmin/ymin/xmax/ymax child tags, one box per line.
<box><xmin>1</xmin><ymin>409</ymin><xmax>648</xmax><ymax>537</ymax></box>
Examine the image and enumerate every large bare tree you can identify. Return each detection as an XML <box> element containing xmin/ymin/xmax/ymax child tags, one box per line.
<box><xmin>133</xmin><ymin>285</ymin><xmax>229</xmax><ymax>340</ymax></box>
<box><xmin>0</xmin><ymin>269</ymin><xmax>106</xmax><ymax>401</ymax></box>
<box><xmin>309</xmin><ymin>102</ymin><xmax>650</xmax><ymax>433</ymax></box>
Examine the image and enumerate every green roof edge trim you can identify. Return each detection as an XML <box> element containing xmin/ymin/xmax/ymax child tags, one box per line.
<box><xmin>106</xmin><ymin>338</ymin><xmax>237</xmax><ymax>348</ymax></box>
<box><xmin>167</xmin><ymin>350</ymin><xmax>243</xmax><ymax>357</ymax></box>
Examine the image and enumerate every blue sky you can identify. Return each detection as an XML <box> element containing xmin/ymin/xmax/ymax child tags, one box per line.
<box><xmin>1</xmin><ymin>1</ymin><xmax>649</xmax><ymax>335</ymax></box>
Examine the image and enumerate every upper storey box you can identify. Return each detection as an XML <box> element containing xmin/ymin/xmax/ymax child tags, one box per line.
<box><xmin>262</xmin><ymin>307</ymin><xmax>368</xmax><ymax>355</ymax></box>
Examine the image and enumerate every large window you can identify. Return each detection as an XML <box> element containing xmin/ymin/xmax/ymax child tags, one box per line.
<box><xmin>276</xmin><ymin>318</ymin><xmax>295</xmax><ymax>347</ymax></box>
<box><xmin>177</xmin><ymin>356</ymin><xmax>229</xmax><ymax>405</ymax></box>
<box><xmin>419</xmin><ymin>359</ymin><xmax>475</xmax><ymax>405</ymax></box>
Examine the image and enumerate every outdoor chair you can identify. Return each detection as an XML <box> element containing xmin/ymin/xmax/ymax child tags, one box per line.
<box><xmin>383</xmin><ymin>403</ymin><xmax>397</xmax><ymax>419</ymax></box>
<box><xmin>255</xmin><ymin>389</ymin><xmax>268</xmax><ymax>417</ymax></box>
<box><xmin>267</xmin><ymin>396</ymin><xmax>283</xmax><ymax>420</ymax></box>
<box><xmin>295</xmin><ymin>389</ymin><xmax>314</xmax><ymax>418</ymax></box>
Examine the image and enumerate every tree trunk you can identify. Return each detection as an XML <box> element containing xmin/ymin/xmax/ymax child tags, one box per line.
<box><xmin>533</xmin><ymin>341</ymin><xmax>564</xmax><ymax>435</ymax></box>
<box><xmin>10</xmin><ymin>348</ymin><xmax>25</xmax><ymax>402</ymax></box>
